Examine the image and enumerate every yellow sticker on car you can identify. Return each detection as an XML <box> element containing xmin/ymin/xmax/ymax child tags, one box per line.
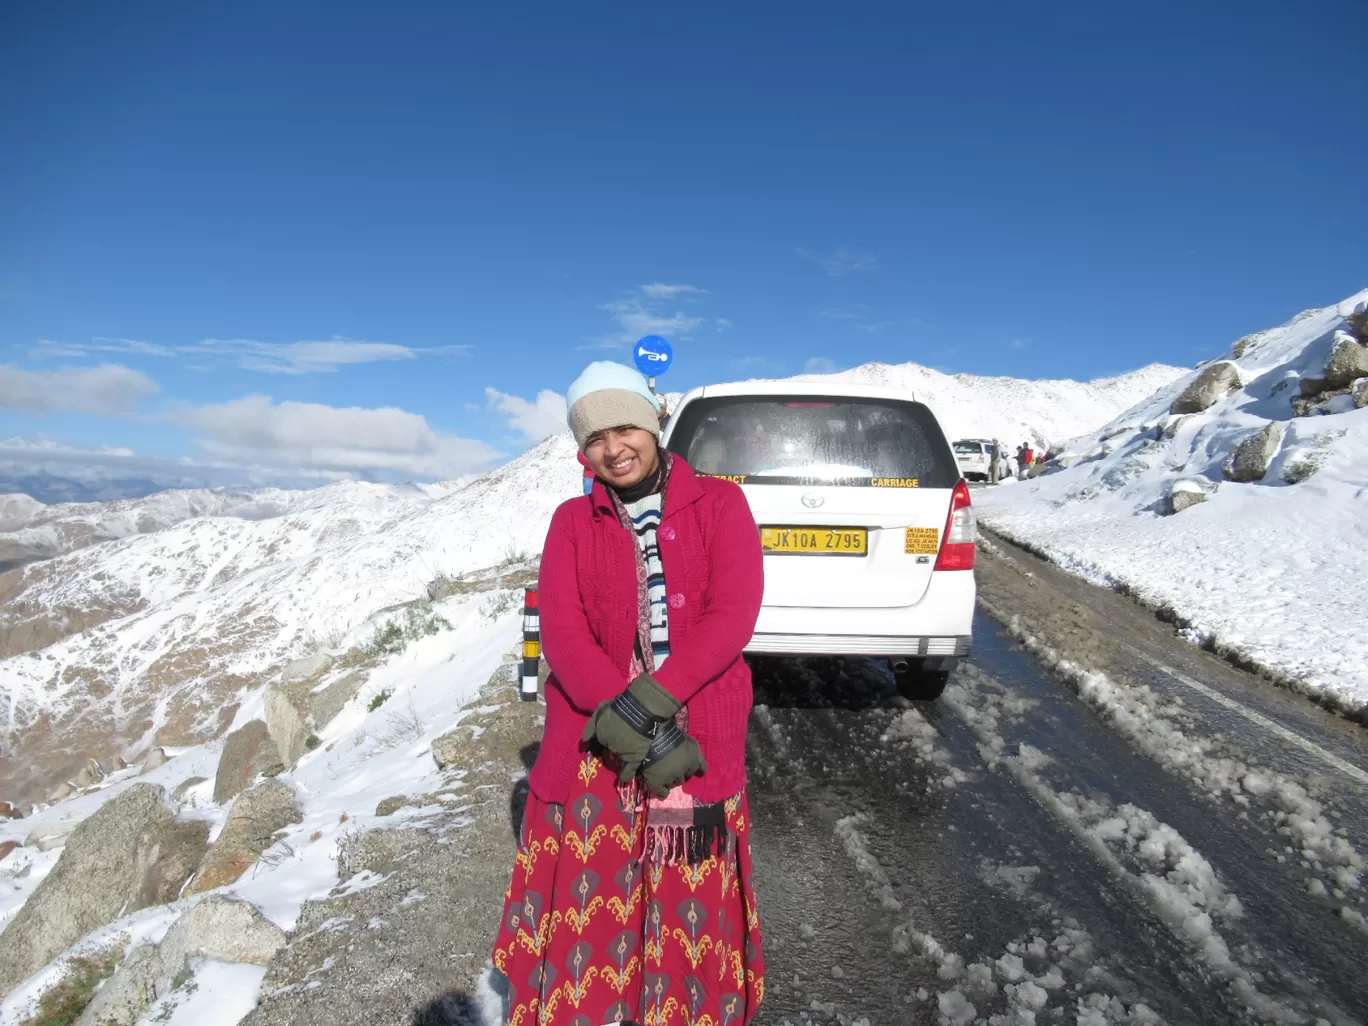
<box><xmin>871</xmin><ymin>478</ymin><xmax>920</xmax><ymax>488</ymax></box>
<box><xmin>904</xmin><ymin>528</ymin><xmax>940</xmax><ymax>554</ymax></box>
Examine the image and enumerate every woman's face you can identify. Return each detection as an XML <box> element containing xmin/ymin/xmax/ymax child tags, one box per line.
<box><xmin>584</xmin><ymin>426</ymin><xmax>660</xmax><ymax>488</ymax></box>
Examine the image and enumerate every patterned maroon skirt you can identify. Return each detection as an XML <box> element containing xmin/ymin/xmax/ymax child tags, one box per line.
<box><xmin>492</xmin><ymin>753</ymin><xmax>765</xmax><ymax>1026</ymax></box>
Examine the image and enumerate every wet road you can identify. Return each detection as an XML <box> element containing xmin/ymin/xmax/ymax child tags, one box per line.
<box><xmin>744</xmin><ymin>539</ymin><xmax>1368</xmax><ymax>1026</ymax></box>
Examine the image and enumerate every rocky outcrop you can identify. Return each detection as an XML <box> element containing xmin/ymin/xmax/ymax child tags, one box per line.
<box><xmin>75</xmin><ymin>944</ymin><xmax>162</xmax><ymax>1026</ymax></box>
<box><xmin>1324</xmin><ymin>331</ymin><xmax>1368</xmax><ymax>390</ymax></box>
<box><xmin>78</xmin><ymin>898</ymin><xmax>284</xmax><ymax>1026</ymax></box>
<box><xmin>0</xmin><ymin>800</ymin><xmax>22</xmax><ymax>819</ymax></box>
<box><xmin>139</xmin><ymin>746</ymin><xmax>169</xmax><ymax>773</ymax></box>
<box><xmin>187</xmin><ymin>779</ymin><xmax>301</xmax><ymax>894</ymax></box>
<box><xmin>160</xmin><ymin>895</ymin><xmax>286</xmax><ymax>968</ymax></box>
<box><xmin>213</xmin><ymin>720</ymin><xmax>284</xmax><ymax>804</ymax></box>
<box><xmin>0</xmin><ymin>839</ymin><xmax>17</xmax><ymax>861</ymax></box>
<box><xmin>73</xmin><ymin>758</ymin><xmax>107</xmax><ymax>789</ymax></box>
<box><xmin>265</xmin><ymin>659</ymin><xmax>367</xmax><ymax>768</ymax></box>
<box><xmin>0</xmin><ymin>783</ymin><xmax>209</xmax><ymax>995</ymax></box>
<box><xmin>25</xmin><ymin>820</ymin><xmax>79</xmax><ymax>851</ymax></box>
<box><xmin>1223</xmin><ymin>422</ymin><xmax>1284</xmax><ymax>483</ymax></box>
<box><xmin>1165</xmin><ymin>481</ymin><xmax>1209</xmax><ymax>515</ymax></box>
<box><xmin>172</xmin><ymin>776</ymin><xmax>208</xmax><ymax>802</ymax></box>
<box><xmin>1353</xmin><ymin>378</ymin><xmax>1368</xmax><ymax>409</ymax></box>
<box><xmin>1171</xmin><ymin>362</ymin><xmax>1240</xmax><ymax>414</ymax></box>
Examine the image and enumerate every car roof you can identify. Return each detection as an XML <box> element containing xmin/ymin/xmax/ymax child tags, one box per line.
<box><xmin>679</xmin><ymin>380</ymin><xmax>918</xmax><ymax>403</ymax></box>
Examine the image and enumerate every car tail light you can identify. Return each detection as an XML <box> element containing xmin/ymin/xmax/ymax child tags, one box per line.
<box><xmin>934</xmin><ymin>478</ymin><xmax>977</xmax><ymax>571</ymax></box>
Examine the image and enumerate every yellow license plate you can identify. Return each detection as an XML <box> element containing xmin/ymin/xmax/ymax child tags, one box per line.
<box><xmin>761</xmin><ymin>526</ymin><xmax>867</xmax><ymax>556</ymax></box>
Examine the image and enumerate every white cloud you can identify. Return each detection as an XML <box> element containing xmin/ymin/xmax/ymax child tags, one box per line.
<box><xmin>797</xmin><ymin>247</ymin><xmax>879</xmax><ymax>277</ymax></box>
<box><xmin>170</xmin><ymin>395</ymin><xmax>501</xmax><ymax>479</ymax></box>
<box><xmin>716</xmin><ymin>317</ymin><xmax>733</xmax><ymax>331</ymax></box>
<box><xmin>33</xmin><ymin>336</ymin><xmax>471</xmax><ymax>374</ymax></box>
<box><xmin>0</xmin><ymin>362</ymin><xmax>158</xmax><ymax>415</ymax></box>
<box><xmin>803</xmin><ymin>357</ymin><xmax>839</xmax><ymax>374</ymax></box>
<box><xmin>1008</xmin><ymin>337</ymin><xmax>1030</xmax><ymax>350</ymax></box>
<box><xmin>639</xmin><ymin>283</ymin><xmax>704</xmax><ymax>299</ymax></box>
<box><xmin>199</xmin><ymin>337</ymin><xmax>452</xmax><ymax>374</ymax></box>
<box><xmin>591</xmin><ymin>283</ymin><xmax>722</xmax><ymax>349</ymax></box>
<box><xmin>485</xmin><ymin>387</ymin><xmax>568</xmax><ymax>443</ymax></box>
<box><xmin>816</xmin><ymin>304</ymin><xmax>874</xmax><ymax>321</ymax></box>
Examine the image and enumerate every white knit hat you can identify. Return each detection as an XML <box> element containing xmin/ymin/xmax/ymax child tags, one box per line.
<box><xmin>565</xmin><ymin>361</ymin><xmax>661</xmax><ymax>451</ymax></box>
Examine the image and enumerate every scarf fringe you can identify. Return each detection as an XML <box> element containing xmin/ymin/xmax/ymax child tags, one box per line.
<box><xmin>644</xmin><ymin>823</ymin><xmax>735</xmax><ymax>866</ymax></box>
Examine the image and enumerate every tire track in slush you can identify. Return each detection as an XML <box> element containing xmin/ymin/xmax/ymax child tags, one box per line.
<box><xmin>746</xmin><ymin>656</ymin><xmax>1241</xmax><ymax>1026</ymax></box>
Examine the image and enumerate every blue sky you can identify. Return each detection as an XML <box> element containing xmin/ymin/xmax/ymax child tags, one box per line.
<box><xmin>1</xmin><ymin>1</ymin><xmax>1365</xmax><ymax>486</ymax></box>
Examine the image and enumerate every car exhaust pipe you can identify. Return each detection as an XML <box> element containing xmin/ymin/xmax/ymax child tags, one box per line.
<box><xmin>891</xmin><ymin>659</ymin><xmax>910</xmax><ymax>675</ymax></box>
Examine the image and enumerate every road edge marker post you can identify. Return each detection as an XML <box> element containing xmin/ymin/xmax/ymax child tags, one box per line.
<box><xmin>521</xmin><ymin>589</ymin><xmax>540</xmax><ymax>702</ymax></box>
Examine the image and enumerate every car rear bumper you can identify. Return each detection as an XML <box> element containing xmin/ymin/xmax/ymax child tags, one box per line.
<box><xmin>744</xmin><ymin>568</ymin><xmax>976</xmax><ymax>656</ymax></box>
<box><xmin>745</xmin><ymin>632</ymin><xmax>972</xmax><ymax>656</ymax></box>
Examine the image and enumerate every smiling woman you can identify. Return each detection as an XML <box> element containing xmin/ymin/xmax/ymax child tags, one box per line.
<box><xmin>491</xmin><ymin>360</ymin><xmax>766</xmax><ymax>1026</ymax></box>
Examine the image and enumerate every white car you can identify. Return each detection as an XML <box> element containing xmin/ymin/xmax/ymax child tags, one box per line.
<box><xmin>953</xmin><ymin>438</ymin><xmax>995</xmax><ymax>482</ymax></box>
<box><xmin>662</xmin><ymin>380</ymin><xmax>976</xmax><ymax>700</ymax></box>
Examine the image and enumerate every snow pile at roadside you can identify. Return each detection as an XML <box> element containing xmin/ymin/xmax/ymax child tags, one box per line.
<box><xmin>976</xmin><ymin>289</ymin><xmax>1368</xmax><ymax>713</ymax></box>
<box><xmin>0</xmin><ymin>590</ymin><xmax>518</xmax><ymax>1025</ymax></box>
<box><xmin>788</xmin><ymin>360</ymin><xmax>1186</xmax><ymax>451</ymax></box>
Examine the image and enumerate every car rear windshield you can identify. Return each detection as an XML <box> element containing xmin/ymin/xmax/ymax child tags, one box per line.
<box><xmin>953</xmin><ymin>442</ymin><xmax>985</xmax><ymax>455</ymax></box>
<box><xmin>666</xmin><ymin>395</ymin><xmax>959</xmax><ymax>488</ymax></box>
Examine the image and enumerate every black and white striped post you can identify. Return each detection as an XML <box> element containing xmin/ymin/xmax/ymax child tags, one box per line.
<box><xmin>521</xmin><ymin>589</ymin><xmax>540</xmax><ymax>702</ymax></box>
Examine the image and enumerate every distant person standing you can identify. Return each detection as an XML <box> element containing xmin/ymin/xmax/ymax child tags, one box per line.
<box><xmin>989</xmin><ymin>438</ymin><xmax>1002</xmax><ymax>484</ymax></box>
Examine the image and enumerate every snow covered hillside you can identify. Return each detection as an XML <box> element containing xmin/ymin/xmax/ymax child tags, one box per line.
<box><xmin>0</xmin><ymin>437</ymin><xmax>583</xmax><ymax>806</ymax></box>
<box><xmin>787</xmin><ymin>360</ymin><xmax>1186</xmax><ymax>451</ymax></box>
<box><xmin>0</xmin><ymin>488</ymin><xmax>304</xmax><ymax>571</ymax></box>
<box><xmin>977</xmin><ymin>289</ymin><xmax>1368</xmax><ymax>715</ymax></box>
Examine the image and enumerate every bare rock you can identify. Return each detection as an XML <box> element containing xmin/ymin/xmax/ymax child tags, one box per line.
<box><xmin>76</xmin><ymin>944</ymin><xmax>163</xmax><ymax>1026</ymax></box>
<box><xmin>140</xmin><ymin>746</ymin><xmax>169</xmax><ymax>773</ymax></box>
<box><xmin>1223</xmin><ymin>422</ymin><xmax>1284</xmax><ymax>483</ymax></box>
<box><xmin>187</xmin><ymin>779</ymin><xmax>301</xmax><ymax>894</ymax></box>
<box><xmin>172</xmin><ymin>776</ymin><xmax>209</xmax><ymax>802</ymax></box>
<box><xmin>0</xmin><ymin>801</ymin><xmax>23</xmax><ymax>820</ymax></box>
<box><xmin>160</xmin><ymin>895</ymin><xmax>286</xmax><ymax>969</ymax></box>
<box><xmin>1324</xmin><ymin>331</ymin><xmax>1368</xmax><ymax>390</ymax></box>
<box><xmin>78</xmin><ymin>899</ymin><xmax>284</xmax><ymax>1026</ymax></box>
<box><xmin>213</xmin><ymin>720</ymin><xmax>284</xmax><ymax>804</ymax></box>
<box><xmin>1165</xmin><ymin>481</ymin><xmax>1209</xmax><ymax>515</ymax></box>
<box><xmin>281</xmin><ymin>651</ymin><xmax>331</xmax><ymax>683</ymax></box>
<box><xmin>73</xmin><ymin>758</ymin><xmax>107</xmax><ymax>789</ymax></box>
<box><xmin>0</xmin><ymin>840</ymin><xmax>17</xmax><ymax>861</ymax></box>
<box><xmin>266</xmin><ymin>665</ymin><xmax>365</xmax><ymax>769</ymax></box>
<box><xmin>375</xmin><ymin>795</ymin><xmax>409</xmax><ymax>817</ymax></box>
<box><xmin>308</xmin><ymin>670</ymin><xmax>367</xmax><ymax>731</ymax></box>
<box><xmin>1171</xmin><ymin>362</ymin><xmax>1240</xmax><ymax>414</ymax></box>
<box><xmin>1300</xmin><ymin>375</ymin><xmax>1329</xmax><ymax>397</ymax></box>
<box><xmin>264</xmin><ymin>680</ymin><xmax>312</xmax><ymax>769</ymax></box>
<box><xmin>25</xmin><ymin>820</ymin><xmax>78</xmax><ymax>851</ymax></box>
<box><xmin>0</xmin><ymin>783</ymin><xmax>210</xmax><ymax>995</ymax></box>
<box><xmin>46</xmin><ymin>780</ymin><xmax>76</xmax><ymax>803</ymax></box>
<box><xmin>1353</xmin><ymin>377</ymin><xmax>1368</xmax><ymax>410</ymax></box>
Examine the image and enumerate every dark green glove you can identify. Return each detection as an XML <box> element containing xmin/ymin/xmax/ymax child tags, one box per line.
<box><xmin>581</xmin><ymin>674</ymin><xmax>682</xmax><ymax>781</ymax></box>
<box><xmin>638</xmin><ymin>720</ymin><xmax>707</xmax><ymax>798</ymax></box>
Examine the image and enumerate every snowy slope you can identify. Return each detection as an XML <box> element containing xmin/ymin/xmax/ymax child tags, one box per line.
<box><xmin>0</xmin><ymin>437</ymin><xmax>582</xmax><ymax>804</ymax></box>
<box><xmin>977</xmin><ymin>289</ymin><xmax>1368</xmax><ymax>714</ymax></box>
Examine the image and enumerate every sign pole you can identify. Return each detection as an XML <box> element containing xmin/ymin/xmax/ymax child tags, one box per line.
<box><xmin>648</xmin><ymin>375</ymin><xmax>656</xmax><ymax>393</ymax></box>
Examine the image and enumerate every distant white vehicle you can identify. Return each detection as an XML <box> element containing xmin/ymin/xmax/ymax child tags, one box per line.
<box><xmin>663</xmin><ymin>380</ymin><xmax>976</xmax><ymax>700</ymax></box>
<box><xmin>953</xmin><ymin>439</ymin><xmax>995</xmax><ymax>482</ymax></box>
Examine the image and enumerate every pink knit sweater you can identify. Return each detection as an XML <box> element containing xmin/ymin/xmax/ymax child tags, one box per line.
<box><xmin>529</xmin><ymin>457</ymin><xmax>764</xmax><ymax>804</ymax></box>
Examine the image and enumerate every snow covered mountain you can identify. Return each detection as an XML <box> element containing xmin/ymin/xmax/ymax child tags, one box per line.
<box><xmin>977</xmin><ymin>289</ymin><xmax>1368</xmax><ymax>714</ymax></box>
<box><xmin>0</xmin><ymin>357</ymin><xmax>1179</xmax><ymax>807</ymax></box>
<box><xmin>784</xmin><ymin>361</ymin><xmax>1186</xmax><ymax>451</ymax></box>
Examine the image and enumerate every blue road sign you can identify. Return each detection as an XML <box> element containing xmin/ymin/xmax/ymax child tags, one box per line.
<box><xmin>633</xmin><ymin>335</ymin><xmax>673</xmax><ymax>376</ymax></box>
